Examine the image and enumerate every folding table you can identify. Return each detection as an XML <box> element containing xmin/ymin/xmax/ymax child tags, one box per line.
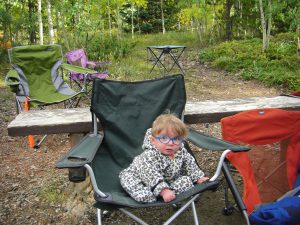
<box><xmin>147</xmin><ymin>45</ymin><xmax>186</xmax><ymax>75</ymax></box>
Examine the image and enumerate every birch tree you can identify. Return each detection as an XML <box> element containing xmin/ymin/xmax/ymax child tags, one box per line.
<box><xmin>28</xmin><ymin>0</ymin><xmax>36</xmax><ymax>43</ymax></box>
<box><xmin>46</xmin><ymin>0</ymin><xmax>55</xmax><ymax>44</ymax></box>
<box><xmin>160</xmin><ymin>0</ymin><xmax>166</xmax><ymax>34</ymax></box>
<box><xmin>225</xmin><ymin>0</ymin><xmax>232</xmax><ymax>40</ymax></box>
<box><xmin>258</xmin><ymin>0</ymin><xmax>272</xmax><ymax>51</ymax></box>
<box><xmin>127</xmin><ymin>0</ymin><xmax>147</xmax><ymax>38</ymax></box>
<box><xmin>60</xmin><ymin>0</ymin><xmax>70</xmax><ymax>50</ymax></box>
<box><xmin>107</xmin><ymin>0</ymin><xmax>112</xmax><ymax>37</ymax></box>
<box><xmin>37</xmin><ymin>0</ymin><xmax>43</xmax><ymax>45</ymax></box>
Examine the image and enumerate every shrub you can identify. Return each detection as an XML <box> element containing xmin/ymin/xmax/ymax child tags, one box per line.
<box><xmin>199</xmin><ymin>32</ymin><xmax>300</xmax><ymax>91</ymax></box>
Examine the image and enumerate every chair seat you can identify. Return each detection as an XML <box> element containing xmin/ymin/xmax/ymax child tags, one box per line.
<box><xmin>94</xmin><ymin>180</ymin><xmax>219</xmax><ymax>209</ymax></box>
<box><xmin>70</xmin><ymin>73</ymin><xmax>109</xmax><ymax>81</ymax></box>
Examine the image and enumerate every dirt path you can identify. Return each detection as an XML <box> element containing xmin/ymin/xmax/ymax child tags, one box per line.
<box><xmin>0</xmin><ymin>59</ymin><xmax>282</xmax><ymax>225</ymax></box>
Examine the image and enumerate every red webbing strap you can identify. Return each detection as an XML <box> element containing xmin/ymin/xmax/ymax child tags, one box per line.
<box><xmin>24</xmin><ymin>97</ymin><xmax>35</xmax><ymax>148</ymax></box>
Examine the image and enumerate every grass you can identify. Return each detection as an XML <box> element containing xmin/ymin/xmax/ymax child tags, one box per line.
<box><xmin>107</xmin><ymin>32</ymin><xmax>203</xmax><ymax>81</ymax></box>
<box><xmin>199</xmin><ymin>32</ymin><xmax>300</xmax><ymax>91</ymax></box>
<box><xmin>38</xmin><ymin>179</ymin><xmax>66</xmax><ymax>204</ymax></box>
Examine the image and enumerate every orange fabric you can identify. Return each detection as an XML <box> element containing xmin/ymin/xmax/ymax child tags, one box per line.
<box><xmin>226</xmin><ymin>151</ymin><xmax>261</xmax><ymax>213</ymax></box>
<box><xmin>221</xmin><ymin>108</ymin><xmax>300</xmax><ymax>214</ymax></box>
<box><xmin>286</xmin><ymin>132</ymin><xmax>300</xmax><ymax>187</ymax></box>
<box><xmin>24</xmin><ymin>97</ymin><xmax>35</xmax><ymax>148</ymax></box>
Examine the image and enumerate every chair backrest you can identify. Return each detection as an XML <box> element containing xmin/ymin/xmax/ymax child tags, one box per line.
<box><xmin>221</xmin><ymin>108</ymin><xmax>300</xmax><ymax>213</ymax></box>
<box><xmin>91</xmin><ymin>75</ymin><xmax>186</xmax><ymax>168</ymax></box>
<box><xmin>8</xmin><ymin>44</ymin><xmax>75</xmax><ymax>104</ymax></box>
<box><xmin>65</xmin><ymin>49</ymin><xmax>88</xmax><ymax>68</ymax></box>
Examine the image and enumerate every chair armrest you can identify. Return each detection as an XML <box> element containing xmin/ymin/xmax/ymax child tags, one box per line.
<box><xmin>61</xmin><ymin>63</ymin><xmax>97</xmax><ymax>74</ymax></box>
<box><xmin>56</xmin><ymin>133</ymin><xmax>103</xmax><ymax>168</ymax></box>
<box><xmin>187</xmin><ymin>127</ymin><xmax>250</xmax><ymax>152</ymax></box>
<box><xmin>87</xmin><ymin>61</ymin><xmax>112</xmax><ymax>67</ymax></box>
<box><xmin>5</xmin><ymin>69</ymin><xmax>20</xmax><ymax>93</ymax></box>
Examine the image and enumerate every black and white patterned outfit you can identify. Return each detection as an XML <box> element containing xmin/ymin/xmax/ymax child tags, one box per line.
<box><xmin>119</xmin><ymin>128</ymin><xmax>205</xmax><ymax>203</ymax></box>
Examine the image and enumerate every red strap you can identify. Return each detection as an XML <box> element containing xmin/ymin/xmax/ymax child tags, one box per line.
<box><xmin>24</xmin><ymin>97</ymin><xmax>35</xmax><ymax>148</ymax></box>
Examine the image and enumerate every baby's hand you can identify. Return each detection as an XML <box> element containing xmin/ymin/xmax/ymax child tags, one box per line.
<box><xmin>197</xmin><ymin>177</ymin><xmax>209</xmax><ymax>183</ymax></box>
<box><xmin>160</xmin><ymin>188</ymin><xmax>175</xmax><ymax>202</ymax></box>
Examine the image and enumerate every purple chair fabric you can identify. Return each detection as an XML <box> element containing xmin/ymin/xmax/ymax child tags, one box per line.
<box><xmin>65</xmin><ymin>49</ymin><xmax>109</xmax><ymax>81</ymax></box>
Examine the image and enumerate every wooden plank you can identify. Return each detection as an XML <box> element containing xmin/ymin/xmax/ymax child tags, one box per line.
<box><xmin>7</xmin><ymin>96</ymin><xmax>300</xmax><ymax>136</ymax></box>
<box><xmin>184</xmin><ymin>96</ymin><xmax>300</xmax><ymax>123</ymax></box>
<box><xmin>8</xmin><ymin>108</ymin><xmax>93</xmax><ymax>136</ymax></box>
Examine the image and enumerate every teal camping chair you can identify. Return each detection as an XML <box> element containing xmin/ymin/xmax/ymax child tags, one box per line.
<box><xmin>56</xmin><ymin>74</ymin><xmax>250</xmax><ymax>224</ymax></box>
<box><xmin>5</xmin><ymin>44</ymin><xmax>98</xmax><ymax>148</ymax></box>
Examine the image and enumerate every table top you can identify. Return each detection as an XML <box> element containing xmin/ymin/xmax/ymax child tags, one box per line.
<box><xmin>147</xmin><ymin>45</ymin><xmax>186</xmax><ymax>49</ymax></box>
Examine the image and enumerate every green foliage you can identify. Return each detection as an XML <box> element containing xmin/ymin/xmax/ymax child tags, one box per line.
<box><xmin>61</xmin><ymin>33</ymin><xmax>137</xmax><ymax>61</ymax></box>
<box><xmin>38</xmin><ymin>180</ymin><xmax>65</xmax><ymax>204</ymax></box>
<box><xmin>199</xmin><ymin>32</ymin><xmax>300</xmax><ymax>91</ymax></box>
<box><xmin>86</xmin><ymin>34</ymin><xmax>138</xmax><ymax>60</ymax></box>
<box><xmin>138</xmin><ymin>31</ymin><xmax>202</xmax><ymax>48</ymax></box>
<box><xmin>106</xmin><ymin>31</ymin><xmax>202</xmax><ymax>81</ymax></box>
<box><xmin>135</xmin><ymin>0</ymin><xmax>181</xmax><ymax>33</ymax></box>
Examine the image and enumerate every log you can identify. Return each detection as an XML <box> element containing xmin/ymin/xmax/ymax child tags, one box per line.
<box><xmin>7</xmin><ymin>96</ymin><xmax>300</xmax><ymax>136</ymax></box>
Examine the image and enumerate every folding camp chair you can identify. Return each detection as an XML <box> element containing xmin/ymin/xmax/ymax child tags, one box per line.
<box><xmin>221</xmin><ymin>108</ymin><xmax>300</xmax><ymax>224</ymax></box>
<box><xmin>5</xmin><ymin>44</ymin><xmax>98</xmax><ymax>148</ymax></box>
<box><xmin>65</xmin><ymin>49</ymin><xmax>110</xmax><ymax>92</ymax></box>
<box><xmin>56</xmin><ymin>74</ymin><xmax>250</xmax><ymax>225</ymax></box>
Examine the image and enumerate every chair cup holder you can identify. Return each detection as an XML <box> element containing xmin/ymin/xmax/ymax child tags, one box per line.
<box><xmin>68</xmin><ymin>167</ymin><xmax>86</xmax><ymax>182</ymax></box>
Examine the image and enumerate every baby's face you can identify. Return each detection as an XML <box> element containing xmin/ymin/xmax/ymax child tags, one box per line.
<box><xmin>150</xmin><ymin>128</ymin><xmax>182</xmax><ymax>156</ymax></box>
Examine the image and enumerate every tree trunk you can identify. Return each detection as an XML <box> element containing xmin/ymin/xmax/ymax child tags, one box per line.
<box><xmin>160</xmin><ymin>0</ymin><xmax>166</xmax><ymax>34</ymax></box>
<box><xmin>28</xmin><ymin>0</ymin><xmax>36</xmax><ymax>44</ymax></box>
<box><xmin>131</xmin><ymin>4</ymin><xmax>134</xmax><ymax>38</ymax></box>
<box><xmin>266</xmin><ymin>0</ymin><xmax>272</xmax><ymax>48</ymax></box>
<box><xmin>46</xmin><ymin>0</ymin><xmax>55</xmax><ymax>44</ymax></box>
<box><xmin>108</xmin><ymin>0</ymin><xmax>112</xmax><ymax>37</ymax></box>
<box><xmin>212</xmin><ymin>0</ymin><xmax>216</xmax><ymax>27</ymax></box>
<box><xmin>116</xmin><ymin>4</ymin><xmax>122</xmax><ymax>40</ymax></box>
<box><xmin>37</xmin><ymin>0</ymin><xmax>43</xmax><ymax>45</ymax></box>
<box><xmin>137</xmin><ymin>7</ymin><xmax>141</xmax><ymax>34</ymax></box>
<box><xmin>258</xmin><ymin>0</ymin><xmax>268</xmax><ymax>51</ymax></box>
<box><xmin>225</xmin><ymin>0</ymin><xmax>232</xmax><ymax>40</ymax></box>
<box><xmin>60</xmin><ymin>0</ymin><xmax>70</xmax><ymax>50</ymax></box>
<box><xmin>238</xmin><ymin>0</ymin><xmax>242</xmax><ymax>37</ymax></box>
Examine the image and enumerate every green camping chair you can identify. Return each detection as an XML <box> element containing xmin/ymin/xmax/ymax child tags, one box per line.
<box><xmin>5</xmin><ymin>44</ymin><xmax>98</xmax><ymax>148</ymax></box>
<box><xmin>56</xmin><ymin>74</ymin><xmax>250</xmax><ymax>224</ymax></box>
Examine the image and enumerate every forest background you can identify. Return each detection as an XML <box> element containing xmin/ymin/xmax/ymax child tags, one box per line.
<box><xmin>0</xmin><ymin>0</ymin><xmax>299</xmax><ymax>90</ymax></box>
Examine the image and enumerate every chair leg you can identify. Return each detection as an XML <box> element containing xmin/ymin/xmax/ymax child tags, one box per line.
<box><xmin>34</xmin><ymin>134</ymin><xmax>48</xmax><ymax>149</ymax></box>
<box><xmin>242</xmin><ymin>210</ymin><xmax>251</xmax><ymax>225</ymax></box>
<box><xmin>16</xmin><ymin>98</ymin><xmax>22</xmax><ymax>114</ymax></box>
<box><xmin>119</xmin><ymin>208</ymin><xmax>148</xmax><ymax>225</ymax></box>
<box><xmin>222</xmin><ymin>161</ymin><xmax>251</xmax><ymax>225</ymax></box>
<box><xmin>191</xmin><ymin>201</ymin><xmax>200</xmax><ymax>225</ymax></box>
<box><xmin>97</xmin><ymin>208</ymin><xmax>102</xmax><ymax>225</ymax></box>
<box><xmin>117</xmin><ymin>195</ymin><xmax>201</xmax><ymax>225</ymax></box>
<box><xmin>164</xmin><ymin>194</ymin><xmax>200</xmax><ymax>225</ymax></box>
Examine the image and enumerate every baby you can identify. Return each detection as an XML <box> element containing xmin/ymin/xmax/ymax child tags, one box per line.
<box><xmin>119</xmin><ymin>114</ymin><xmax>209</xmax><ymax>203</ymax></box>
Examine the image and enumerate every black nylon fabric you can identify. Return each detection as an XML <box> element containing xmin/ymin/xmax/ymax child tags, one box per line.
<box><xmin>94</xmin><ymin>180</ymin><xmax>219</xmax><ymax>209</ymax></box>
<box><xmin>90</xmin><ymin>75</ymin><xmax>186</xmax><ymax>194</ymax></box>
<box><xmin>188</xmin><ymin>128</ymin><xmax>250</xmax><ymax>152</ymax></box>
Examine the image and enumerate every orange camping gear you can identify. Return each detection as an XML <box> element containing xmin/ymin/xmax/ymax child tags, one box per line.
<box><xmin>221</xmin><ymin>108</ymin><xmax>300</xmax><ymax>214</ymax></box>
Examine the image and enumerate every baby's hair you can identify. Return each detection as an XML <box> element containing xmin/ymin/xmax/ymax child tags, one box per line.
<box><xmin>151</xmin><ymin>114</ymin><xmax>188</xmax><ymax>138</ymax></box>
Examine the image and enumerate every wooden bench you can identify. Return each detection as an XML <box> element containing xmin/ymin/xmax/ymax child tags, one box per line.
<box><xmin>8</xmin><ymin>95</ymin><xmax>300</xmax><ymax>137</ymax></box>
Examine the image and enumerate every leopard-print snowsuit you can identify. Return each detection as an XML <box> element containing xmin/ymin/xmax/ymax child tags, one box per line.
<box><xmin>119</xmin><ymin>128</ymin><xmax>205</xmax><ymax>203</ymax></box>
